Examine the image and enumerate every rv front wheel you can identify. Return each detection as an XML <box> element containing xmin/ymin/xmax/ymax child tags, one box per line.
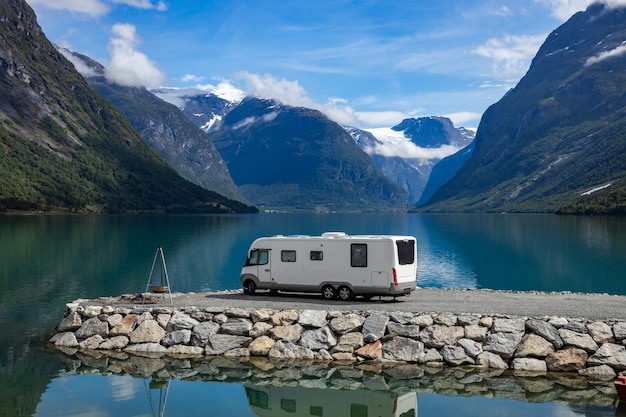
<box><xmin>321</xmin><ymin>285</ymin><xmax>336</xmax><ymax>300</ymax></box>
<box><xmin>337</xmin><ymin>286</ymin><xmax>354</xmax><ymax>301</ymax></box>
<box><xmin>243</xmin><ymin>280</ymin><xmax>256</xmax><ymax>295</ymax></box>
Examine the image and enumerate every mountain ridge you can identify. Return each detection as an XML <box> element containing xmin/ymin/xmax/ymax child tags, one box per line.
<box><xmin>419</xmin><ymin>3</ymin><xmax>626</xmax><ymax>213</ymax></box>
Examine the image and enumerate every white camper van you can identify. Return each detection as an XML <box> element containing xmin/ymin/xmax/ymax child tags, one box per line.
<box><xmin>240</xmin><ymin>232</ymin><xmax>417</xmax><ymax>300</ymax></box>
<box><xmin>244</xmin><ymin>383</ymin><xmax>418</xmax><ymax>417</ymax></box>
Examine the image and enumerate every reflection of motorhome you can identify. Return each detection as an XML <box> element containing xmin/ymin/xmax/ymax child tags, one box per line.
<box><xmin>240</xmin><ymin>232</ymin><xmax>417</xmax><ymax>300</ymax></box>
<box><xmin>244</xmin><ymin>384</ymin><xmax>417</xmax><ymax>417</ymax></box>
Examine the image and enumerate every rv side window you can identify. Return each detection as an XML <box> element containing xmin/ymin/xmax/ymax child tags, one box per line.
<box><xmin>396</xmin><ymin>239</ymin><xmax>416</xmax><ymax>265</ymax></box>
<box><xmin>350</xmin><ymin>403</ymin><xmax>368</xmax><ymax>417</ymax></box>
<box><xmin>310</xmin><ymin>251</ymin><xmax>323</xmax><ymax>261</ymax></box>
<box><xmin>246</xmin><ymin>250</ymin><xmax>259</xmax><ymax>266</ymax></box>
<box><xmin>351</xmin><ymin>244</ymin><xmax>367</xmax><ymax>267</ymax></box>
<box><xmin>281</xmin><ymin>250</ymin><xmax>296</xmax><ymax>262</ymax></box>
<box><xmin>310</xmin><ymin>406</ymin><xmax>323</xmax><ymax>416</ymax></box>
<box><xmin>281</xmin><ymin>399</ymin><xmax>296</xmax><ymax>413</ymax></box>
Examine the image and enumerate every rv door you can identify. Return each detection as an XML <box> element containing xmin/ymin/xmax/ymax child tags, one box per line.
<box><xmin>255</xmin><ymin>249</ymin><xmax>271</xmax><ymax>284</ymax></box>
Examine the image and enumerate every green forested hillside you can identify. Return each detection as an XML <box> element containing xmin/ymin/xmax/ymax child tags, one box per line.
<box><xmin>419</xmin><ymin>4</ymin><xmax>626</xmax><ymax>213</ymax></box>
<box><xmin>0</xmin><ymin>0</ymin><xmax>255</xmax><ymax>214</ymax></box>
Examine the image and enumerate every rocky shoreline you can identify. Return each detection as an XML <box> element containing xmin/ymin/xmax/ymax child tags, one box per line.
<box><xmin>49</xmin><ymin>295</ymin><xmax>626</xmax><ymax>377</ymax></box>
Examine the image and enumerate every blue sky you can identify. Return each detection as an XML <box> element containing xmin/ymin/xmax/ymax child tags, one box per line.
<box><xmin>24</xmin><ymin>0</ymin><xmax>622</xmax><ymax>129</ymax></box>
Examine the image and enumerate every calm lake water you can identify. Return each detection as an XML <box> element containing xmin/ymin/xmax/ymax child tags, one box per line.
<box><xmin>1</xmin><ymin>212</ymin><xmax>626</xmax><ymax>417</ymax></box>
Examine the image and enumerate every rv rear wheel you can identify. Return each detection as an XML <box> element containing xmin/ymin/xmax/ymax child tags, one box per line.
<box><xmin>243</xmin><ymin>280</ymin><xmax>256</xmax><ymax>295</ymax></box>
<box><xmin>337</xmin><ymin>286</ymin><xmax>354</xmax><ymax>301</ymax></box>
<box><xmin>321</xmin><ymin>285</ymin><xmax>336</xmax><ymax>300</ymax></box>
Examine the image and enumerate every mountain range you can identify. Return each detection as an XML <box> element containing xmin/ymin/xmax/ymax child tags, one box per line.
<box><xmin>2</xmin><ymin>0</ymin><xmax>625</xmax><ymax>215</ymax></box>
<box><xmin>204</xmin><ymin>97</ymin><xmax>408</xmax><ymax>212</ymax></box>
<box><xmin>0</xmin><ymin>0</ymin><xmax>255</xmax><ymax>214</ymax></box>
<box><xmin>419</xmin><ymin>3</ymin><xmax>626</xmax><ymax>214</ymax></box>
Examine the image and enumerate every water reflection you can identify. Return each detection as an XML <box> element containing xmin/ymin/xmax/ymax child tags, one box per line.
<box><xmin>47</xmin><ymin>349</ymin><xmax>619</xmax><ymax>417</ymax></box>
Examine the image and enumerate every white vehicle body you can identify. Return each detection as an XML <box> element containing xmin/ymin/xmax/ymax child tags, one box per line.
<box><xmin>240</xmin><ymin>232</ymin><xmax>417</xmax><ymax>300</ymax></box>
<box><xmin>244</xmin><ymin>383</ymin><xmax>418</xmax><ymax>417</ymax></box>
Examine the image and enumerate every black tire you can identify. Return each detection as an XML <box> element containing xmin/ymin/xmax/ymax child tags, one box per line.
<box><xmin>337</xmin><ymin>286</ymin><xmax>354</xmax><ymax>301</ymax></box>
<box><xmin>322</xmin><ymin>285</ymin><xmax>336</xmax><ymax>300</ymax></box>
<box><xmin>243</xmin><ymin>280</ymin><xmax>256</xmax><ymax>295</ymax></box>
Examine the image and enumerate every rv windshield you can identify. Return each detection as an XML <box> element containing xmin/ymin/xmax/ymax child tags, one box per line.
<box><xmin>396</xmin><ymin>239</ymin><xmax>415</xmax><ymax>265</ymax></box>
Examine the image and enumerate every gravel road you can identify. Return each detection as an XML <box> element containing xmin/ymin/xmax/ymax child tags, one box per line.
<box><xmin>103</xmin><ymin>288</ymin><xmax>626</xmax><ymax>321</ymax></box>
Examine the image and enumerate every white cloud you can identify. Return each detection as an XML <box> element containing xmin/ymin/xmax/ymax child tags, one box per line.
<box><xmin>110</xmin><ymin>0</ymin><xmax>167</xmax><ymax>11</ymax></box>
<box><xmin>473</xmin><ymin>34</ymin><xmax>546</xmax><ymax>80</ymax></box>
<box><xmin>58</xmin><ymin>49</ymin><xmax>99</xmax><ymax>78</ymax></box>
<box><xmin>27</xmin><ymin>0</ymin><xmax>167</xmax><ymax>16</ymax></box>
<box><xmin>534</xmin><ymin>0</ymin><xmax>626</xmax><ymax>20</ymax></box>
<box><xmin>235</xmin><ymin>71</ymin><xmax>361</xmax><ymax>125</ymax></box>
<box><xmin>362</xmin><ymin>128</ymin><xmax>463</xmax><ymax>159</ymax></box>
<box><xmin>444</xmin><ymin>111</ymin><xmax>483</xmax><ymax>126</ymax></box>
<box><xmin>27</xmin><ymin>0</ymin><xmax>110</xmax><ymax>17</ymax></box>
<box><xmin>105</xmin><ymin>23</ymin><xmax>167</xmax><ymax>88</ymax></box>
<box><xmin>585</xmin><ymin>43</ymin><xmax>626</xmax><ymax>66</ymax></box>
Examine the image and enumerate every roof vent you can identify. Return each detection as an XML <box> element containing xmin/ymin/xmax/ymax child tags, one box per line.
<box><xmin>321</xmin><ymin>232</ymin><xmax>347</xmax><ymax>238</ymax></box>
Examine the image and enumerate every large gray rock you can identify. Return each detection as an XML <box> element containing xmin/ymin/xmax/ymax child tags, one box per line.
<box><xmin>515</xmin><ymin>334</ymin><xmax>554</xmax><ymax>358</ymax></box>
<box><xmin>441</xmin><ymin>345</ymin><xmax>474</xmax><ymax>366</ymax></box>
<box><xmin>419</xmin><ymin>325</ymin><xmax>464</xmax><ymax>348</ymax></box>
<box><xmin>129</xmin><ymin>320</ymin><xmax>166</xmax><ymax>344</ymax></box>
<box><xmin>362</xmin><ymin>314</ymin><xmax>389</xmax><ymax>342</ymax></box>
<box><xmin>587</xmin><ymin>322</ymin><xmax>615</xmax><ymax>344</ymax></box>
<box><xmin>512</xmin><ymin>358</ymin><xmax>547</xmax><ymax>373</ymax></box>
<box><xmin>220</xmin><ymin>318</ymin><xmax>253</xmax><ymax>336</ymax></box>
<box><xmin>387</xmin><ymin>322</ymin><xmax>420</xmax><ymax>339</ymax></box>
<box><xmin>110</xmin><ymin>314</ymin><xmax>138</xmax><ymax>336</ymax></box>
<box><xmin>464</xmin><ymin>324</ymin><xmax>488</xmax><ymax>342</ymax></box>
<box><xmin>614</xmin><ymin>322</ymin><xmax>626</xmax><ymax>340</ymax></box>
<box><xmin>382</xmin><ymin>336</ymin><xmax>424</xmax><ymax>362</ymax></box>
<box><xmin>587</xmin><ymin>343</ymin><xmax>626</xmax><ymax>370</ymax></box>
<box><xmin>162</xmin><ymin>329</ymin><xmax>191</xmax><ymax>346</ymax></box>
<box><xmin>546</xmin><ymin>347</ymin><xmax>588</xmax><ymax>372</ymax></box>
<box><xmin>476</xmin><ymin>351</ymin><xmax>509</xmax><ymax>369</ymax></box>
<box><xmin>53</xmin><ymin>332</ymin><xmax>79</xmax><ymax>347</ymax></box>
<box><xmin>299</xmin><ymin>327</ymin><xmax>337</xmax><ymax>350</ymax></box>
<box><xmin>268</xmin><ymin>341</ymin><xmax>315</xmax><ymax>360</ymax></box>
<box><xmin>458</xmin><ymin>338</ymin><xmax>483</xmax><ymax>359</ymax></box>
<box><xmin>249</xmin><ymin>336</ymin><xmax>275</xmax><ymax>355</ymax></box>
<box><xmin>270</xmin><ymin>324</ymin><xmax>303</xmax><ymax>343</ymax></box>
<box><xmin>166</xmin><ymin>313</ymin><xmax>199</xmax><ymax>331</ymax></box>
<box><xmin>526</xmin><ymin>319</ymin><xmax>563</xmax><ymax>348</ymax></box>
<box><xmin>558</xmin><ymin>328</ymin><xmax>599</xmax><ymax>352</ymax></box>
<box><xmin>57</xmin><ymin>311</ymin><xmax>82</xmax><ymax>332</ymax></box>
<box><xmin>579</xmin><ymin>364</ymin><xmax>617</xmax><ymax>380</ymax></box>
<box><xmin>205</xmin><ymin>334</ymin><xmax>252</xmax><ymax>355</ymax></box>
<box><xmin>125</xmin><ymin>343</ymin><xmax>167</xmax><ymax>354</ymax></box>
<box><xmin>99</xmin><ymin>335</ymin><xmax>129</xmax><ymax>350</ymax></box>
<box><xmin>492</xmin><ymin>318</ymin><xmax>525</xmax><ymax>333</ymax></box>
<box><xmin>329</xmin><ymin>314</ymin><xmax>365</xmax><ymax>335</ymax></box>
<box><xmin>75</xmin><ymin>317</ymin><xmax>109</xmax><ymax>339</ymax></box>
<box><xmin>79</xmin><ymin>334</ymin><xmax>104</xmax><ymax>349</ymax></box>
<box><xmin>192</xmin><ymin>321</ymin><xmax>220</xmax><ymax>346</ymax></box>
<box><xmin>299</xmin><ymin>310</ymin><xmax>328</xmax><ymax>328</ymax></box>
<box><xmin>249</xmin><ymin>322</ymin><xmax>273</xmax><ymax>338</ymax></box>
<box><xmin>484</xmin><ymin>332</ymin><xmax>523</xmax><ymax>360</ymax></box>
<box><xmin>167</xmin><ymin>345</ymin><xmax>204</xmax><ymax>355</ymax></box>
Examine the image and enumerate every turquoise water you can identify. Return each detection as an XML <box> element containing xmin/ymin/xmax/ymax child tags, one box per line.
<box><xmin>1</xmin><ymin>213</ymin><xmax>625</xmax><ymax>416</ymax></box>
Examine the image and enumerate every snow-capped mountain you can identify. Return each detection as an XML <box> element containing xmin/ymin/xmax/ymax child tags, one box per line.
<box><xmin>345</xmin><ymin>117</ymin><xmax>475</xmax><ymax>204</ymax></box>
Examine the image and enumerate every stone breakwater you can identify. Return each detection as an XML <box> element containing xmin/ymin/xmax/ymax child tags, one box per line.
<box><xmin>50</xmin><ymin>301</ymin><xmax>626</xmax><ymax>377</ymax></box>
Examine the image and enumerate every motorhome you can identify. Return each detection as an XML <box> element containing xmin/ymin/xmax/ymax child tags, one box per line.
<box><xmin>244</xmin><ymin>383</ymin><xmax>418</xmax><ymax>417</ymax></box>
<box><xmin>240</xmin><ymin>232</ymin><xmax>417</xmax><ymax>300</ymax></box>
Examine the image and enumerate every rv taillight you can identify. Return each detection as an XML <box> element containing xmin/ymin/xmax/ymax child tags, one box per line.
<box><xmin>392</xmin><ymin>268</ymin><xmax>398</xmax><ymax>286</ymax></box>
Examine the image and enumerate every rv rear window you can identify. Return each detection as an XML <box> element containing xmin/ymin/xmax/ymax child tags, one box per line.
<box><xmin>351</xmin><ymin>244</ymin><xmax>367</xmax><ymax>267</ymax></box>
<box><xmin>281</xmin><ymin>250</ymin><xmax>296</xmax><ymax>262</ymax></box>
<box><xmin>396</xmin><ymin>239</ymin><xmax>415</xmax><ymax>265</ymax></box>
<box><xmin>310</xmin><ymin>251</ymin><xmax>323</xmax><ymax>261</ymax></box>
